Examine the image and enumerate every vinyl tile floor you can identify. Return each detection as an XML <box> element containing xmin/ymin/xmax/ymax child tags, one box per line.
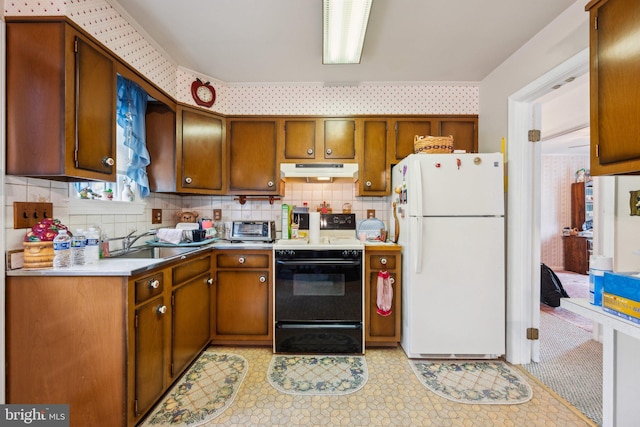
<box><xmin>199</xmin><ymin>345</ymin><xmax>596</xmax><ymax>427</ymax></box>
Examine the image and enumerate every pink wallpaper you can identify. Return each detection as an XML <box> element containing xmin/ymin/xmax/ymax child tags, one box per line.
<box><xmin>540</xmin><ymin>155</ymin><xmax>590</xmax><ymax>270</ymax></box>
<box><xmin>5</xmin><ymin>0</ymin><xmax>479</xmax><ymax>116</ymax></box>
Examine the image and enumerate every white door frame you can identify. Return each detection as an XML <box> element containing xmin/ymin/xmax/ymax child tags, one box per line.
<box><xmin>506</xmin><ymin>48</ymin><xmax>589</xmax><ymax>364</ymax></box>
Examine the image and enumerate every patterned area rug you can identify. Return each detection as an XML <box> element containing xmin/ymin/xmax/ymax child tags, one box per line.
<box><xmin>267</xmin><ymin>355</ymin><xmax>368</xmax><ymax>395</ymax></box>
<box><xmin>140</xmin><ymin>352</ymin><xmax>248</xmax><ymax>426</ymax></box>
<box><xmin>409</xmin><ymin>360</ymin><xmax>533</xmax><ymax>405</ymax></box>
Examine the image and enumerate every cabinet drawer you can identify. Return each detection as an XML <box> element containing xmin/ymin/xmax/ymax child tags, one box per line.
<box><xmin>172</xmin><ymin>255</ymin><xmax>212</xmax><ymax>285</ymax></box>
<box><xmin>134</xmin><ymin>272</ymin><xmax>164</xmax><ymax>304</ymax></box>
<box><xmin>216</xmin><ymin>253</ymin><xmax>270</xmax><ymax>268</ymax></box>
<box><xmin>369</xmin><ymin>254</ymin><xmax>397</xmax><ymax>270</ymax></box>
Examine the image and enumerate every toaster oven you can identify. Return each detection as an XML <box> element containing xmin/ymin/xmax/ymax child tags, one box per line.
<box><xmin>229</xmin><ymin>221</ymin><xmax>276</xmax><ymax>242</ymax></box>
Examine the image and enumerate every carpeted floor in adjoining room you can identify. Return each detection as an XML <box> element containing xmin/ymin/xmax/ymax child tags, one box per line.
<box><xmin>526</xmin><ymin>269</ymin><xmax>603</xmax><ymax>426</ymax></box>
<box><xmin>185</xmin><ymin>345</ymin><xmax>595</xmax><ymax>426</ymax></box>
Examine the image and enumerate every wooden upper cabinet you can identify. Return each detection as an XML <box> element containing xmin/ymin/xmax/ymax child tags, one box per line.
<box><xmin>586</xmin><ymin>0</ymin><xmax>640</xmax><ymax>175</ymax></box>
<box><xmin>324</xmin><ymin>119</ymin><xmax>356</xmax><ymax>159</ymax></box>
<box><xmin>358</xmin><ymin>119</ymin><xmax>389</xmax><ymax>195</ymax></box>
<box><xmin>282</xmin><ymin>119</ymin><xmax>318</xmax><ymax>159</ymax></box>
<box><xmin>179</xmin><ymin>107</ymin><xmax>225</xmax><ymax>193</ymax></box>
<box><xmin>228</xmin><ymin>119</ymin><xmax>279</xmax><ymax>194</ymax></box>
<box><xmin>147</xmin><ymin>104</ymin><xmax>225</xmax><ymax>194</ymax></box>
<box><xmin>6</xmin><ymin>20</ymin><xmax>116</xmax><ymax>181</ymax></box>
<box><xmin>439</xmin><ymin>118</ymin><xmax>478</xmax><ymax>154</ymax></box>
<box><xmin>392</xmin><ymin>117</ymin><xmax>478</xmax><ymax>161</ymax></box>
<box><xmin>393</xmin><ymin>119</ymin><xmax>434</xmax><ymax>160</ymax></box>
<box><xmin>280</xmin><ymin>118</ymin><xmax>356</xmax><ymax>162</ymax></box>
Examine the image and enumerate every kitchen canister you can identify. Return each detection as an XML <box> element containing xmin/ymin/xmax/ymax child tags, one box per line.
<box><xmin>589</xmin><ymin>255</ymin><xmax>613</xmax><ymax>306</ymax></box>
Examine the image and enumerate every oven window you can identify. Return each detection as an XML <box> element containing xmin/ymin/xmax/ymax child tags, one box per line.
<box><xmin>293</xmin><ymin>274</ymin><xmax>345</xmax><ymax>296</ymax></box>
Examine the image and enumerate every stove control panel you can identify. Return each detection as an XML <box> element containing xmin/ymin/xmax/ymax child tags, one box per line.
<box><xmin>320</xmin><ymin>213</ymin><xmax>356</xmax><ymax>230</ymax></box>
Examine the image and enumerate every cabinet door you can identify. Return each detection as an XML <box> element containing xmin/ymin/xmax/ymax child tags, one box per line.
<box><xmin>179</xmin><ymin>106</ymin><xmax>225</xmax><ymax>192</ymax></box>
<box><xmin>365</xmin><ymin>251</ymin><xmax>402</xmax><ymax>345</ymax></box>
<box><xmin>134</xmin><ymin>295</ymin><xmax>167</xmax><ymax>418</ymax></box>
<box><xmin>359</xmin><ymin>120</ymin><xmax>389</xmax><ymax>195</ymax></box>
<box><xmin>74</xmin><ymin>34</ymin><xmax>116</xmax><ymax>177</ymax></box>
<box><xmin>228</xmin><ymin>120</ymin><xmax>278</xmax><ymax>193</ymax></box>
<box><xmin>6</xmin><ymin>22</ymin><xmax>116</xmax><ymax>181</ymax></box>
<box><xmin>172</xmin><ymin>272</ymin><xmax>211</xmax><ymax>377</ymax></box>
<box><xmin>283</xmin><ymin>120</ymin><xmax>317</xmax><ymax>160</ymax></box>
<box><xmin>146</xmin><ymin>102</ymin><xmax>178</xmax><ymax>192</ymax></box>
<box><xmin>393</xmin><ymin>119</ymin><xmax>434</xmax><ymax>160</ymax></box>
<box><xmin>589</xmin><ymin>0</ymin><xmax>640</xmax><ymax>174</ymax></box>
<box><xmin>324</xmin><ymin>119</ymin><xmax>356</xmax><ymax>159</ymax></box>
<box><xmin>213</xmin><ymin>271</ymin><xmax>270</xmax><ymax>339</ymax></box>
<box><xmin>438</xmin><ymin>118</ymin><xmax>477</xmax><ymax>153</ymax></box>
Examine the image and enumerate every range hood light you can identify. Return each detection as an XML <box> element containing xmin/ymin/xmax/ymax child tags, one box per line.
<box><xmin>280</xmin><ymin>163</ymin><xmax>358</xmax><ymax>183</ymax></box>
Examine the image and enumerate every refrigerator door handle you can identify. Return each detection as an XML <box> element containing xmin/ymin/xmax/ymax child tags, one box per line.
<box><xmin>414</xmin><ymin>216</ymin><xmax>423</xmax><ymax>274</ymax></box>
<box><xmin>415</xmin><ymin>159</ymin><xmax>424</xmax><ymax>217</ymax></box>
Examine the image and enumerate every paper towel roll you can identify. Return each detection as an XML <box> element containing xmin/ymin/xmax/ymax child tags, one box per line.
<box><xmin>309</xmin><ymin>212</ymin><xmax>320</xmax><ymax>244</ymax></box>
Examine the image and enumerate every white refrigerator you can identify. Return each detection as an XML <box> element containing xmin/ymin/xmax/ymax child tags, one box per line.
<box><xmin>391</xmin><ymin>153</ymin><xmax>505</xmax><ymax>358</ymax></box>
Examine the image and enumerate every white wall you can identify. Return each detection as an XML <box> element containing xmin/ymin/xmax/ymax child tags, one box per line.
<box><xmin>614</xmin><ymin>177</ymin><xmax>640</xmax><ymax>271</ymax></box>
<box><xmin>478</xmin><ymin>0</ymin><xmax>589</xmax><ymax>153</ymax></box>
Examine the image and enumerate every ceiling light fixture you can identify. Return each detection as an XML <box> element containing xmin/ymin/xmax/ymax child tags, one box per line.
<box><xmin>323</xmin><ymin>0</ymin><xmax>373</xmax><ymax>64</ymax></box>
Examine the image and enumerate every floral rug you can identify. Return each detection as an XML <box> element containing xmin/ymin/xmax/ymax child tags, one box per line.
<box><xmin>409</xmin><ymin>360</ymin><xmax>533</xmax><ymax>405</ymax></box>
<box><xmin>140</xmin><ymin>352</ymin><xmax>248</xmax><ymax>426</ymax></box>
<box><xmin>267</xmin><ymin>355</ymin><xmax>368</xmax><ymax>395</ymax></box>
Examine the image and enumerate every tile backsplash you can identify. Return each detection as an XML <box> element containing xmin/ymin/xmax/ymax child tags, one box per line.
<box><xmin>4</xmin><ymin>176</ymin><xmax>389</xmax><ymax>252</ymax></box>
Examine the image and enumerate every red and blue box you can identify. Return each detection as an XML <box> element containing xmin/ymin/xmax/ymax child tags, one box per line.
<box><xmin>602</xmin><ymin>271</ymin><xmax>640</xmax><ymax>324</ymax></box>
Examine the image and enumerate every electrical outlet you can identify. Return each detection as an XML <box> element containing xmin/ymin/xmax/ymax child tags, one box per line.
<box><xmin>367</xmin><ymin>209</ymin><xmax>376</xmax><ymax>218</ymax></box>
<box><xmin>152</xmin><ymin>209</ymin><xmax>163</xmax><ymax>224</ymax></box>
<box><xmin>213</xmin><ymin>209</ymin><xmax>222</xmax><ymax>221</ymax></box>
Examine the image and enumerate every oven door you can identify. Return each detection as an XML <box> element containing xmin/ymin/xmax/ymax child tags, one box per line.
<box><xmin>274</xmin><ymin>253</ymin><xmax>363</xmax><ymax>322</ymax></box>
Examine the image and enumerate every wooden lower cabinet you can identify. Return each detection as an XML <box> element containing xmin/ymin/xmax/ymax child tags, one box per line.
<box><xmin>563</xmin><ymin>236</ymin><xmax>590</xmax><ymax>275</ymax></box>
<box><xmin>170</xmin><ymin>254</ymin><xmax>212</xmax><ymax>377</ymax></box>
<box><xmin>211</xmin><ymin>250</ymin><xmax>273</xmax><ymax>343</ymax></box>
<box><xmin>7</xmin><ymin>275</ymin><xmax>130</xmax><ymax>427</ymax></box>
<box><xmin>365</xmin><ymin>245</ymin><xmax>402</xmax><ymax>346</ymax></box>
<box><xmin>6</xmin><ymin>252</ymin><xmax>213</xmax><ymax>427</ymax></box>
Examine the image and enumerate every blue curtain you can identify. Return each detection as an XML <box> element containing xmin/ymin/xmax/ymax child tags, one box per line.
<box><xmin>116</xmin><ymin>75</ymin><xmax>150</xmax><ymax>198</ymax></box>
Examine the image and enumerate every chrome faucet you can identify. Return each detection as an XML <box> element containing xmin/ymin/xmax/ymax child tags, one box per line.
<box><xmin>123</xmin><ymin>229</ymin><xmax>158</xmax><ymax>252</ymax></box>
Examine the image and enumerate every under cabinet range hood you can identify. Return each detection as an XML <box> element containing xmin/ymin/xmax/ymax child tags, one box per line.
<box><xmin>280</xmin><ymin>163</ymin><xmax>358</xmax><ymax>183</ymax></box>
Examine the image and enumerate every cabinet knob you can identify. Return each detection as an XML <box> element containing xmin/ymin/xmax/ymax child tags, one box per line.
<box><xmin>206</xmin><ymin>278</ymin><xmax>213</xmax><ymax>285</ymax></box>
<box><xmin>390</xmin><ymin>276</ymin><xmax>395</xmax><ymax>285</ymax></box>
<box><xmin>267</xmin><ymin>180</ymin><xmax>274</xmax><ymax>187</ymax></box>
<box><xmin>307</xmin><ymin>148</ymin><xmax>314</xmax><ymax>155</ymax></box>
<box><xmin>156</xmin><ymin>305</ymin><xmax>167</xmax><ymax>315</ymax></box>
<box><xmin>148</xmin><ymin>279</ymin><xmax>160</xmax><ymax>289</ymax></box>
<box><xmin>366</xmin><ymin>181</ymin><xmax>372</xmax><ymax>187</ymax></box>
<box><xmin>238</xmin><ymin>256</ymin><xmax>245</xmax><ymax>264</ymax></box>
<box><xmin>184</xmin><ymin>177</ymin><xmax>193</xmax><ymax>184</ymax></box>
<box><xmin>102</xmin><ymin>157</ymin><xmax>115</xmax><ymax>167</ymax></box>
<box><xmin>259</xmin><ymin>276</ymin><xmax>267</xmax><ymax>283</ymax></box>
<box><xmin>380</xmin><ymin>257</ymin><xmax>387</xmax><ymax>265</ymax></box>
<box><xmin>326</xmin><ymin>148</ymin><xmax>333</xmax><ymax>155</ymax></box>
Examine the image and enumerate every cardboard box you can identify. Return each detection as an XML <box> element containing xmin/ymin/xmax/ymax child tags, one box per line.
<box><xmin>603</xmin><ymin>272</ymin><xmax>640</xmax><ymax>302</ymax></box>
<box><xmin>603</xmin><ymin>293</ymin><xmax>640</xmax><ymax>324</ymax></box>
<box><xmin>602</xmin><ymin>272</ymin><xmax>640</xmax><ymax>323</ymax></box>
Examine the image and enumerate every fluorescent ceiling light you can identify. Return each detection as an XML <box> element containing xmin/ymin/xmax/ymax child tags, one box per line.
<box><xmin>323</xmin><ymin>0</ymin><xmax>373</xmax><ymax>64</ymax></box>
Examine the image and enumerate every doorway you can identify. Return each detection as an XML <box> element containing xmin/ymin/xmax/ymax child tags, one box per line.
<box><xmin>505</xmin><ymin>48</ymin><xmax>591</xmax><ymax>365</ymax></box>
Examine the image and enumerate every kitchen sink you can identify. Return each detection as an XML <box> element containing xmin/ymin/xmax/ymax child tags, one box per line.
<box><xmin>110</xmin><ymin>246</ymin><xmax>197</xmax><ymax>259</ymax></box>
